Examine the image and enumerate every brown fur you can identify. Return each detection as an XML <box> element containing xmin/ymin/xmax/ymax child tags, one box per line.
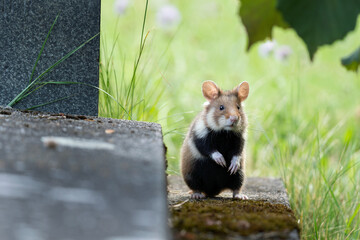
<box><xmin>180</xmin><ymin>114</ymin><xmax>202</xmax><ymax>178</ymax></box>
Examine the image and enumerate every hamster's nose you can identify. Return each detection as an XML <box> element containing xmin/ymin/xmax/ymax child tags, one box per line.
<box><xmin>229</xmin><ymin>115</ymin><xmax>239</xmax><ymax>123</ymax></box>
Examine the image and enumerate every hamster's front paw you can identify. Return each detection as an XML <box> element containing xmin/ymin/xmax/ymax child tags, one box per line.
<box><xmin>211</xmin><ymin>151</ymin><xmax>226</xmax><ymax>167</ymax></box>
<box><xmin>228</xmin><ymin>156</ymin><xmax>241</xmax><ymax>175</ymax></box>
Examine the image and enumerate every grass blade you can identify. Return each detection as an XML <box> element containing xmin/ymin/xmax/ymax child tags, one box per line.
<box><xmin>31</xmin><ymin>33</ymin><xmax>100</xmax><ymax>86</ymax></box>
<box><xmin>40</xmin><ymin>81</ymin><xmax>129</xmax><ymax>117</ymax></box>
<box><xmin>7</xmin><ymin>32</ymin><xmax>99</xmax><ymax>108</ymax></box>
<box><xmin>346</xmin><ymin>203</ymin><xmax>360</xmax><ymax>233</ymax></box>
<box><xmin>139</xmin><ymin>0</ymin><xmax>149</xmax><ymax>51</ymax></box>
<box><xmin>125</xmin><ymin>0</ymin><xmax>149</xmax><ymax>119</ymax></box>
<box><xmin>26</xmin><ymin>95</ymin><xmax>74</xmax><ymax>110</ymax></box>
<box><xmin>29</xmin><ymin>15</ymin><xmax>59</xmax><ymax>84</ymax></box>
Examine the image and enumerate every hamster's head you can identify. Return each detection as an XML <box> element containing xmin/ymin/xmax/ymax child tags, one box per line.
<box><xmin>202</xmin><ymin>80</ymin><xmax>249</xmax><ymax>131</ymax></box>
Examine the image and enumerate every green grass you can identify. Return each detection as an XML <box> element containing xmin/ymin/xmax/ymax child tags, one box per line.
<box><xmin>8</xmin><ymin>15</ymin><xmax>99</xmax><ymax>110</ymax></box>
<box><xmin>99</xmin><ymin>0</ymin><xmax>165</xmax><ymax>121</ymax></box>
<box><xmin>100</xmin><ymin>0</ymin><xmax>360</xmax><ymax>239</ymax></box>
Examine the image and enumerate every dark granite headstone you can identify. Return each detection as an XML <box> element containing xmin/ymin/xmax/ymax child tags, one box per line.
<box><xmin>0</xmin><ymin>108</ymin><xmax>170</xmax><ymax>240</ymax></box>
<box><xmin>0</xmin><ymin>0</ymin><xmax>100</xmax><ymax>115</ymax></box>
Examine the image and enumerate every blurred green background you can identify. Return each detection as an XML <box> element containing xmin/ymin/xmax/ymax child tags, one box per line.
<box><xmin>100</xmin><ymin>0</ymin><xmax>360</xmax><ymax>238</ymax></box>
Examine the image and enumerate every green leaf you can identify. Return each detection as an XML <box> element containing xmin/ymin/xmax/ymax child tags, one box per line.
<box><xmin>341</xmin><ymin>47</ymin><xmax>360</xmax><ymax>71</ymax></box>
<box><xmin>277</xmin><ymin>0</ymin><xmax>360</xmax><ymax>59</ymax></box>
<box><xmin>239</xmin><ymin>0</ymin><xmax>288</xmax><ymax>49</ymax></box>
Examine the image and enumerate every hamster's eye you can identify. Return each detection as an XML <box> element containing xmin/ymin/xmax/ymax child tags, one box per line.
<box><xmin>237</xmin><ymin>105</ymin><xmax>240</xmax><ymax>110</ymax></box>
<box><xmin>219</xmin><ymin>105</ymin><xmax>225</xmax><ymax>111</ymax></box>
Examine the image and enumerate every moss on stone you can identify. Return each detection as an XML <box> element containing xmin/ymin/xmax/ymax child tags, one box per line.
<box><xmin>170</xmin><ymin>199</ymin><xmax>299</xmax><ymax>240</ymax></box>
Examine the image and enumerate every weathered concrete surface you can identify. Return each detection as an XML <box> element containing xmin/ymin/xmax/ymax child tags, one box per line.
<box><xmin>0</xmin><ymin>0</ymin><xmax>100</xmax><ymax>115</ymax></box>
<box><xmin>0</xmin><ymin>107</ymin><xmax>169</xmax><ymax>240</ymax></box>
<box><xmin>168</xmin><ymin>175</ymin><xmax>300</xmax><ymax>240</ymax></box>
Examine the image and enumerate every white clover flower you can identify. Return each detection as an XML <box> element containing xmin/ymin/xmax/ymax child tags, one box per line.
<box><xmin>114</xmin><ymin>0</ymin><xmax>129</xmax><ymax>16</ymax></box>
<box><xmin>274</xmin><ymin>45</ymin><xmax>292</xmax><ymax>61</ymax></box>
<box><xmin>157</xmin><ymin>5</ymin><xmax>181</xmax><ymax>29</ymax></box>
<box><xmin>258</xmin><ymin>40</ymin><xmax>277</xmax><ymax>58</ymax></box>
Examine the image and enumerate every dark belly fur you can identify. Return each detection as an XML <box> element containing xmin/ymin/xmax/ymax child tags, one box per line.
<box><xmin>184</xmin><ymin>157</ymin><xmax>244</xmax><ymax>197</ymax></box>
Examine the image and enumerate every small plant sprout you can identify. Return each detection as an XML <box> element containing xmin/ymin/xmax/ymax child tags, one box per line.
<box><xmin>258</xmin><ymin>40</ymin><xmax>276</xmax><ymax>58</ymax></box>
<box><xmin>114</xmin><ymin>0</ymin><xmax>129</xmax><ymax>16</ymax></box>
<box><xmin>156</xmin><ymin>4</ymin><xmax>181</xmax><ymax>29</ymax></box>
<box><xmin>275</xmin><ymin>45</ymin><xmax>292</xmax><ymax>61</ymax></box>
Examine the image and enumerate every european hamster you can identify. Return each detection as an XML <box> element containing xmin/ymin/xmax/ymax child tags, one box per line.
<box><xmin>180</xmin><ymin>80</ymin><xmax>249</xmax><ymax>199</ymax></box>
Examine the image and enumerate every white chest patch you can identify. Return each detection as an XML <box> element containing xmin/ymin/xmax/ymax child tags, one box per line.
<box><xmin>194</xmin><ymin>119</ymin><xmax>208</xmax><ymax>138</ymax></box>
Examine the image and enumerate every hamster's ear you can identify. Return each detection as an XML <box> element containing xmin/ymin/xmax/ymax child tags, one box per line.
<box><xmin>202</xmin><ymin>81</ymin><xmax>220</xmax><ymax>101</ymax></box>
<box><xmin>235</xmin><ymin>81</ymin><xmax>249</xmax><ymax>101</ymax></box>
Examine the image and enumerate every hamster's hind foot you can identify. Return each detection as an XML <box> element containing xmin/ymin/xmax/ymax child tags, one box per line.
<box><xmin>190</xmin><ymin>191</ymin><xmax>205</xmax><ymax>199</ymax></box>
<box><xmin>233</xmin><ymin>190</ymin><xmax>248</xmax><ymax>200</ymax></box>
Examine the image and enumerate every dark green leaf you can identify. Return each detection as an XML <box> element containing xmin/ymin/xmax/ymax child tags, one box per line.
<box><xmin>341</xmin><ymin>47</ymin><xmax>360</xmax><ymax>71</ymax></box>
<box><xmin>239</xmin><ymin>0</ymin><xmax>288</xmax><ymax>49</ymax></box>
<box><xmin>277</xmin><ymin>0</ymin><xmax>360</xmax><ymax>59</ymax></box>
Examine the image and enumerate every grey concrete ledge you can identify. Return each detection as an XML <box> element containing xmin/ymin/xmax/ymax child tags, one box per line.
<box><xmin>168</xmin><ymin>175</ymin><xmax>300</xmax><ymax>240</ymax></box>
<box><xmin>0</xmin><ymin>107</ymin><xmax>169</xmax><ymax>240</ymax></box>
<box><xmin>168</xmin><ymin>175</ymin><xmax>291</xmax><ymax>208</ymax></box>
